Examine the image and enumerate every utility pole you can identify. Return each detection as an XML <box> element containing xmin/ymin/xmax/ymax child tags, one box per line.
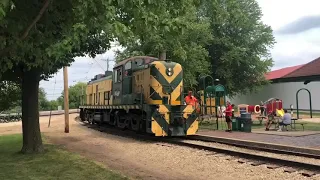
<box><xmin>63</xmin><ymin>66</ymin><xmax>69</xmax><ymax>133</ymax></box>
<box><xmin>101</xmin><ymin>58</ymin><xmax>115</xmax><ymax>71</ymax></box>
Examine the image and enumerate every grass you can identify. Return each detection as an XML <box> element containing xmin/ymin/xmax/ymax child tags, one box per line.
<box><xmin>292</xmin><ymin>112</ymin><xmax>320</xmax><ymax>118</ymax></box>
<box><xmin>199</xmin><ymin>119</ymin><xmax>320</xmax><ymax>131</ymax></box>
<box><xmin>0</xmin><ymin>134</ymin><xmax>128</xmax><ymax>180</ymax></box>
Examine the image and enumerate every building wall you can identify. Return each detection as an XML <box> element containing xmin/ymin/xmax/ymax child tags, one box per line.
<box><xmin>228</xmin><ymin>82</ymin><xmax>320</xmax><ymax>111</ymax></box>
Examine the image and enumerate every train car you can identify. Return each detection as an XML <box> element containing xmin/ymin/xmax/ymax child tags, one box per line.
<box><xmin>79</xmin><ymin>56</ymin><xmax>199</xmax><ymax>136</ymax></box>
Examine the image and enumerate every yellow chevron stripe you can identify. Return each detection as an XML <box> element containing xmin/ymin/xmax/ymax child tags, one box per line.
<box><xmin>187</xmin><ymin>120</ymin><xmax>198</xmax><ymax>135</ymax></box>
<box><xmin>151</xmin><ymin>117</ymin><xmax>168</xmax><ymax>136</ymax></box>
<box><xmin>152</xmin><ymin>62</ymin><xmax>181</xmax><ymax>83</ymax></box>
<box><xmin>170</xmin><ymin>81</ymin><xmax>183</xmax><ymax>105</ymax></box>
<box><xmin>158</xmin><ymin>105</ymin><xmax>169</xmax><ymax>113</ymax></box>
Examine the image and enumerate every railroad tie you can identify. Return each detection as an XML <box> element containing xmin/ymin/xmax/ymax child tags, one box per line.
<box><xmin>283</xmin><ymin>167</ymin><xmax>297</xmax><ymax>173</ymax></box>
<box><xmin>266</xmin><ymin>164</ymin><xmax>281</xmax><ymax>169</ymax></box>
<box><xmin>250</xmin><ymin>161</ymin><xmax>265</xmax><ymax>166</ymax></box>
<box><xmin>301</xmin><ymin>171</ymin><xmax>317</xmax><ymax>177</ymax></box>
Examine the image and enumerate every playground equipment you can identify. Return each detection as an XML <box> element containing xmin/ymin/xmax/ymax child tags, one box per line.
<box><xmin>263</xmin><ymin>98</ymin><xmax>283</xmax><ymax>116</ymax></box>
<box><xmin>237</xmin><ymin>104</ymin><xmax>261</xmax><ymax>116</ymax></box>
<box><xmin>296</xmin><ymin>88</ymin><xmax>313</xmax><ymax>119</ymax></box>
<box><xmin>198</xmin><ymin>75</ymin><xmax>226</xmax><ymax>130</ymax></box>
<box><xmin>276</xmin><ymin>109</ymin><xmax>285</xmax><ymax>117</ymax></box>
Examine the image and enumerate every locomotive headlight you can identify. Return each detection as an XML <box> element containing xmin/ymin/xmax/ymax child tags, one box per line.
<box><xmin>166</xmin><ymin>67</ymin><xmax>173</xmax><ymax>76</ymax></box>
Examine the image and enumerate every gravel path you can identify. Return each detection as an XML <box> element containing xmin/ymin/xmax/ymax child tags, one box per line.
<box><xmin>1</xmin><ymin>114</ymin><xmax>319</xmax><ymax>180</ymax></box>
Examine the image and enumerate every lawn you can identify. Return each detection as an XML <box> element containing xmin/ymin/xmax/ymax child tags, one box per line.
<box><xmin>0</xmin><ymin>134</ymin><xmax>128</xmax><ymax>180</ymax></box>
<box><xmin>199</xmin><ymin>119</ymin><xmax>320</xmax><ymax>131</ymax></box>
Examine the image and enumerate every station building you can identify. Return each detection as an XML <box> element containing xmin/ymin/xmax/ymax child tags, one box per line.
<box><xmin>228</xmin><ymin>57</ymin><xmax>320</xmax><ymax>111</ymax></box>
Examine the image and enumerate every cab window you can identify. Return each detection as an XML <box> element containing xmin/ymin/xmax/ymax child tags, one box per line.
<box><xmin>134</xmin><ymin>59</ymin><xmax>144</xmax><ymax>66</ymax></box>
<box><xmin>114</xmin><ymin>68</ymin><xmax>122</xmax><ymax>83</ymax></box>
<box><xmin>124</xmin><ymin>61</ymin><xmax>132</xmax><ymax>70</ymax></box>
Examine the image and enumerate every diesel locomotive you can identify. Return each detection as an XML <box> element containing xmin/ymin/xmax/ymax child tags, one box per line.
<box><xmin>79</xmin><ymin>56</ymin><xmax>199</xmax><ymax>136</ymax></box>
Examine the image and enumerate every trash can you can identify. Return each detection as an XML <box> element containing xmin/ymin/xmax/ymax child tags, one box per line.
<box><xmin>236</xmin><ymin>117</ymin><xmax>242</xmax><ymax>131</ymax></box>
<box><xmin>240</xmin><ymin>113</ymin><xmax>252</xmax><ymax>133</ymax></box>
<box><xmin>232</xmin><ymin>118</ymin><xmax>238</xmax><ymax>131</ymax></box>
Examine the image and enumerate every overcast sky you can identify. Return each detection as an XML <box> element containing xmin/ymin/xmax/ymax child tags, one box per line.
<box><xmin>40</xmin><ymin>0</ymin><xmax>320</xmax><ymax>100</ymax></box>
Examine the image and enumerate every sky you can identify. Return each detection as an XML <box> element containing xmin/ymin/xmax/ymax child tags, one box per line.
<box><xmin>40</xmin><ymin>0</ymin><xmax>320</xmax><ymax>100</ymax></box>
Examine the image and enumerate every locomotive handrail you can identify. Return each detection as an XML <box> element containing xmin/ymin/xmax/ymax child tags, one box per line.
<box><xmin>149</xmin><ymin>85</ymin><xmax>162</xmax><ymax>98</ymax></box>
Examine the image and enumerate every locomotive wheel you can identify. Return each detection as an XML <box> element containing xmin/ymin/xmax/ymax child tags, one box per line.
<box><xmin>108</xmin><ymin>115</ymin><xmax>117</xmax><ymax>126</ymax></box>
<box><xmin>130</xmin><ymin>117</ymin><xmax>140</xmax><ymax>131</ymax></box>
<box><xmin>88</xmin><ymin>114</ymin><xmax>94</xmax><ymax>124</ymax></box>
<box><xmin>85</xmin><ymin>113</ymin><xmax>90</xmax><ymax>122</ymax></box>
<box><xmin>115</xmin><ymin>112</ymin><xmax>126</xmax><ymax>129</ymax></box>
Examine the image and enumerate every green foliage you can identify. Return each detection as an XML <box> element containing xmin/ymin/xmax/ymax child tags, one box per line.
<box><xmin>0</xmin><ymin>81</ymin><xmax>20</xmax><ymax>112</ymax></box>
<box><xmin>48</xmin><ymin>100</ymin><xmax>60</xmax><ymax>111</ymax></box>
<box><xmin>201</xmin><ymin>0</ymin><xmax>275</xmax><ymax>96</ymax></box>
<box><xmin>116</xmin><ymin>0</ymin><xmax>275</xmax><ymax>94</ymax></box>
<box><xmin>58</xmin><ymin>82</ymin><xmax>86</xmax><ymax>109</ymax></box>
<box><xmin>115</xmin><ymin>0</ymin><xmax>212</xmax><ymax>86</ymax></box>
<box><xmin>0</xmin><ymin>0</ymin><xmax>14</xmax><ymax>21</ymax></box>
<box><xmin>38</xmin><ymin>88</ymin><xmax>50</xmax><ymax>111</ymax></box>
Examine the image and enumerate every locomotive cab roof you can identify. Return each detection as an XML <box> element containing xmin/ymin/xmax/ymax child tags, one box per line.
<box><xmin>114</xmin><ymin>56</ymin><xmax>160</xmax><ymax>69</ymax></box>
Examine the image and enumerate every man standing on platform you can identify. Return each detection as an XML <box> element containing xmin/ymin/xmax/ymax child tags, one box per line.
<box><xmin>224</xmin><ymin>101</ymin><xmax>233</xmax><ymax>132</ymax></box>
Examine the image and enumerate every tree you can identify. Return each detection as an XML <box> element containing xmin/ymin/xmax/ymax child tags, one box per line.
<box><xmin>115</xmin><ymin>0</ymin><xmax>212</xmax><ymax>86</ymax></box>
<box><xmin>48</xmin><ymin>100</ymin><xmax>59</xmax><ymax>111</ymax></box>
<box><xmin>58</xmin><ymin>82</ymin><xmax>86</xmax><ymax>109</ymax></box>
<box><xmin>38</xmin><ymin>88</ymin><xmax>50</xmax><ymax>111</ymax></box>
<box><xmin>200</xmin><ymin>0</ymin><xmax>275</xmax><ymax>96</ymax></box>
<box><xmin>0</xmin><ymin>0</ymin><xmax>195</xmax><ymax>153</ymax></box>
<box><xmin>0</xmin><ymin>81</ymin><xmax>21</xmax><ymax>112</ymax></box>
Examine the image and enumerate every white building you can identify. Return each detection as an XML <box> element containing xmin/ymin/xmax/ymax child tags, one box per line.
<box><xmin>228</xmin><ymin>57</ymin><xmax>320</xmax><ymax>111</ymax></box>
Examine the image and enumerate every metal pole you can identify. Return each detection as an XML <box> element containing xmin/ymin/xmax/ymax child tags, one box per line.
<box><xmin>63</xmin><ymin>66</ymin><xmax>69</xmax><ymax>133</ymax></box>
<box><xmin>296</xmin><ymin>90</ymin><xmax>299</xmax><ymax>119</ymax></box>
<box><xmin>81</xmin><ymin>85</ymin><xmax>84</xmax><ymax>105</ymax></box>
<box><xmin>307</xmin><ymin>89</ymin><xmax>313</xmax><ymax>118</ymax></box>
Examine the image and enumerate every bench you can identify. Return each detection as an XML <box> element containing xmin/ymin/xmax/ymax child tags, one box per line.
<box><xmin>297</xmin><ymin>122</ymin><xmax>306</xmax><ymax>131</ymax></box>
<box><xmin>290</xmin><ymin>118</ymin><xmax>306</xmax><ymax>131</ymax></box>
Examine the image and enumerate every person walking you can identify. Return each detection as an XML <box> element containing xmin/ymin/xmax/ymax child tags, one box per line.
<box><xmin>224</xmin><ymin>101</ymin><xmax>233</xmax><ymax>132</ymax></box>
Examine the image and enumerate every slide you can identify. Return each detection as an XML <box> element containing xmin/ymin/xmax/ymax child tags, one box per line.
<box><xmin>276</xmin><ymin>109</ymin><xmax>284</xmax><ymax>117</ymax></box>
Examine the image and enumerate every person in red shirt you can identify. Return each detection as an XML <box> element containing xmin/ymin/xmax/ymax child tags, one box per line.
<box><xmin>184</xmin><ymin>91</ymin><xmax>198</xmax><ymax>108</ymax></box>
<box><xmin>224</xmin><ymin>101</ymin><xmax>233</xmax><ymax>132</ymax></box>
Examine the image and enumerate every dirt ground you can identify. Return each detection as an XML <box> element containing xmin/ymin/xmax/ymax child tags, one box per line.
<box><xmin>0</xmin><ymin>114</ymin><xmax>318</xmax><ymax>180</ymax></box>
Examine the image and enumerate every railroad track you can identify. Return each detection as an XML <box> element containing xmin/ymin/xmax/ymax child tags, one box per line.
<box><xmin>0</xmin><ymin>109</ymin><xmax>79</xmax><ymax>123</ymax></box>
<box><xmin>184</xmin><ymin>135</ymin><xmax>320</xmax><ymax>159</ymax></box>
<box><xmin>165</xmin><ymin>138</ymin><xmax>320</xmax><ymax>177</ymax></box>
<box><xmin>75</xmin><ymin>118</ymin><xmax>320</xmax><ymax>178</ymax></box>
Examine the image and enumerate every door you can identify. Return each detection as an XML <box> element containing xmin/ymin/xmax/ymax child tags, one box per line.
<box><xmin>112</xmin><ymin>66</ymin><xmax>123</xmax><ymax>105</ymax></box>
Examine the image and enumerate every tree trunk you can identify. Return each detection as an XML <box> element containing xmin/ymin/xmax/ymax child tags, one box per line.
<box><xmin>20</xmin><ymin>68</ymin><xmax>44</xmax><ymax>154</ymax></box>
<box><xmin>159</xmin><ymin>51</ymin><xmax>166</xmax><ymax>60</ymax></box>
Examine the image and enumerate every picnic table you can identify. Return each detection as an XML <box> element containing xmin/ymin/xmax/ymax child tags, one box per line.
<box><xmin>256</xmin><ymin>115</ymin><xmax>267</xmax><ymax>125</ymax></box>
<box><xmin>273</xmin><ymin>117</ymin><xmax>305</xmax><ymax>131</ymax></box>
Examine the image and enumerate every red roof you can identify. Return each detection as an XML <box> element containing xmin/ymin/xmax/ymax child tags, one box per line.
<box><xmin>282</xmin><ymin>57</ymin><xmax>320</xmax><ymax>78</ymax></box>
<box><xmin>265</xmin><ymin>64</ymin><xmax>304</xmax><ymax>80</ymax></box>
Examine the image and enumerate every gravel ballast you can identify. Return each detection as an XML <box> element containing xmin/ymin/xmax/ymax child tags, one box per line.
<box><xmin>181</xmin><ymin>139</ymin><xmax>320</xmax><ymax>166</ymax></box>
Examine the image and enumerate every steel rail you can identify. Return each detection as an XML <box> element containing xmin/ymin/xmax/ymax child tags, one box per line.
<box><xmin>184</xmin><ymin>135</ymin><xmax>320</xmax><ymax>159</ymax></box>
<box><xmin>162</xmin><ymin>138</ymin><xmax>320</xmax><ymax>173</ymax></box>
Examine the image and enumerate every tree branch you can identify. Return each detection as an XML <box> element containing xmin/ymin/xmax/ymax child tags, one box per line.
<box><xmin>0</xmin><ymin>0</ymin><xmax>52</xmax><ymax>56</ymax></box>
<box><xmin>20</xmin><ymin>0</ymin><xmax>52</xmax><ymax>40</ymax></box>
